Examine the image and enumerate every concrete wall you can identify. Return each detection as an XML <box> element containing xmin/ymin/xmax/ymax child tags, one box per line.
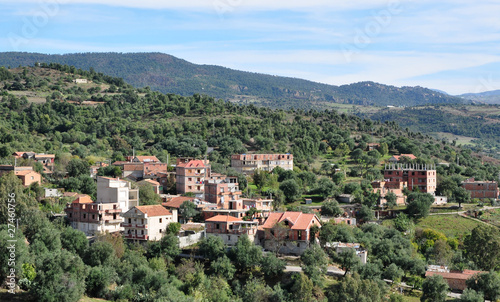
<box><xmin>178</xmin><ymin>231</ymin><xmax>205</xmax><ymax>248</ymax></box>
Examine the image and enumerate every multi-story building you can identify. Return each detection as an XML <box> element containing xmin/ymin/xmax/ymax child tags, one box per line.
<box><xmin>96</xmin><ymin>176</ymin><xmax>139</xmax><ymax>212</ymax></box>
<box><xmin>461</xmin><ymin>178</ymin><xmax>499</xmax><ymax>199</ymax></box>
<box><xmin>122</xmin><ymin>205</ymin><xmax>174</xmax><ymax>242</ymax></box>
<box><xmin>175</xmin><ymin>159</ymin><xmax>211</xmax><ymax>197</ymax></box>
<box><xmin>204</xmin><ymin>176</ymin><xmax>241</xmax><ymax>205</ymax></box>
<box><xmin>65</xmin><ymin>194</ymin><xmax>122</xmax><ymax>236</ymax></box>
<box><xmin>205</xmin><ymin>215</ymin><xmax>259</xmax><ymax>245</ymax></box>
<box><xmin>230</xmin><ymin>153</ymin><xmax>293</xmax><ymax>174</ymax></box>
<box><xmin>372</xmin><ymin>181</ymin><xmax>406</xmax><ymax>205</ymax></box>
<box><xmin>383</xmin><ymin>164</ymin><xmax>437</xmax><ymax>194</ymax></box>
<box><xmin>261</xmin><ymin>211</ymin><xmax>321</xmax><ymax>255</ymax></box>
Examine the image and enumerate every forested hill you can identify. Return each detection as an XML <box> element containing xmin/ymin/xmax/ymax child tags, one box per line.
<box><xmin>0</xmin><ymin>52</ymin><xmax>469</xmax><ymax>108</ymax></box>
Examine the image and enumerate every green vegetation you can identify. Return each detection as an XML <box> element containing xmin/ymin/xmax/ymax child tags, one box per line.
<box><xmin>415</xmin><ymin>215</ymin><xmax>484</xmax><ymax>238</ymax></box>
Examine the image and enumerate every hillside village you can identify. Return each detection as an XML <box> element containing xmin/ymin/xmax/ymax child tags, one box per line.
<box><xmin>2</xmin><ymin>64</ymin><xmax>500</xmax><ymax>301</ymax></box>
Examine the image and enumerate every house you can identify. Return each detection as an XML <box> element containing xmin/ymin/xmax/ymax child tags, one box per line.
<box><xmin>372</xmin><ymin>181</ymin><xmax>406</xmax><ymax>205</ymax></box>
<box><xmin>204</xmin><ymin>175</ymin><xmax>241</xmax><ymax>205</ymax></box>
<box><xmin>65</xmin><ymin>194</ymin><xmax>122</xmax><ymax>236</ymax></box>
<box><xmin>96</xmin><ymin>176</ymin><xmax>139</xmax><ymax>213</ymax></box>
<box><xmin>44</xmin><ymin>188</ymin><xmax>62</xmax><ymax>198</ymax></box>
<box><xmin>201</xmin><ymin>198</ymin><xmax>273</xmax><ymax>222</ymax></box>
<box><xmin>122</xmin><ymin>163</ymin><xmax>144</xmax><ymax>179</ymax></box>
<box><xmin>425</xmin><ymin>267</ymin><xmax>484</xmax><ymax>291</ymax></box>
<box><xmin>205</xmin><ymin>215</ymin><xmax>258</xmax><ymax>245</ymax></box>
<box><xmin>230</xmin><ymin>153</ymin><xmax>293</xmax><ymax>175</ymax></box>
<box><xmin>73</xmin><ymin>79</ymin><xmax>88</xmax><ymax>84</ymax></box>
<box><xmin>383</xmin><ymin>163</ymin><xmax>437</xmax><ymax>194</ymax></box>
<box><xmin>90</xmin><ymin>162</ymin><xmax>109</xmax><ymax>178</ymax></box>
<box><xmin>261</xmin><ymin>211</ymin><xmax>321</xmax><ymax>255</ymax></box>
<box><xmin>366</xmin><ymin>143</ymin><xmax>380</xmax><ymax>151</ymax></box>
<box><xmin>388</xmin><ymin>154</ymin><xmax>417</xmax><ymax>163</ymax></box>
<box><xmin>331</xmin><ymin>217</ymin><xmax>357</xmax><ymax>226</ymax></box>
<box><xmin>461</xmin><ymin>178</ymin><xmax>499</xmax><ymax>200</ymax></box>
<box><xmin>122</xmin><ymin>205</ymin><xmax>174</xmax><ymax>242</ymax></box>
<box><xmin>34</xmin><ymin>154</ymin><xmax>55</xmax><ymax>165</ymax></box>
<box><xmin>162</xmin><ymin>196</ymin><xmax>203</xmax><ymax>223</ymax></box>
<box><xmin>143</xmin><ymin>162</ymin><xmax>169</xmax><ymax>177</ymax></box>
<box><xmin>15</xmin><ymin>170</ymin><xmax>41</xmax><ymax>186</ymax></box>
<box><xmin>337</xmin><ymin>194</ymin><xmax>354</xmax><ymax>203</ymax></box>
<box><xmin>325</xmin><ymin>242</ymin><xmax>367</xmax><ymax>264</ymax></box>
<box><xmin>175</xmin><ymin>159</ymin><xmax>211</xmax><ymax>197</ymax></box>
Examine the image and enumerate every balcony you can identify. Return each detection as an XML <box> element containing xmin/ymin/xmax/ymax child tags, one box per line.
<box><xmin>105</xmin><ymin>208</ymin><xmax>121</xmax><ymax>214</ymax></box>
<box><xmin>124</xmin><ymin>234</ymin><xmax>149</xmax><ymax>240</ymax></box>
<box><xmin>104</xmin><ymin>219</ymin><xmax>122</xmax><ymax>224</ymax></box>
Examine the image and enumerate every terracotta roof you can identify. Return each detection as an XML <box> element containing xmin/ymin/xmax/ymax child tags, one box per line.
<box><xmin>13</xmin><ymin>152</ymin><xmax>30</xmax><ymax>157</ymax></box>
<box><xmin>72</xmin><ymin>194</ymin><xmax>93</xmax><ymax>204</ymax></box>
<box><xmin>135</xmin><ymin>205</ymin><xmax>171</xmax><ymax>216</ymax></box>
<box><xmin>177</xmin><ymin>160</ymin><xmax>207</xmax><ymax>168</ymax></box>
<box><xmin>123</xmin><ymin>163</ymin><xmax>144</xmax><ymax>171</ymax></box>
<box><xmin>206</xmin><ymin>215</ymin><xmax>241</xmax><ymax>222</ymax></box>
<box><xmin>63</xmin><ymin>192</ymin><xmax>79</xmax><ymax>197</ymax></box>
<box><xmin>35</xmin><ymin>154</ymin><xmax>55</xmax><ymax>158</ymax></box>
<box><xmin>112</xmin><ymin>161</ymin><xmax>130</xmax><ymax>165</ymax></box>
<box><xmin>392</xmin><ymin>154</ymin><xmax>417</xmax><ymax>160</ymax></box>
<box><xmin>163</xmin><ymin>196</ymin><xmax>195</xmax><ymax>208</ymax></box>
<box><xmin>135</xmin><ymin>156</ymin><xmax>160</xmax><ymax>163</ymax></box>
<box><xmin>141</xmin><ymin>179</ymin><xmax>160</xmax><ymax>186</ymax></box>
<box><xmin>262</xmin><ymin>211</ymin><xmax>319</xmax><ymax>231</ymax></box>
<box><xmin>14</xmin><ymin>170</ymin><xmax>39</xmax><ymax>176</ymax></box>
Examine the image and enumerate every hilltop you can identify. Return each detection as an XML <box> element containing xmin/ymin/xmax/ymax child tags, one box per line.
<box><xmin>0</xmin><ymin>52</ymin><xmax>469</xmax><ymax>108</ymax></box>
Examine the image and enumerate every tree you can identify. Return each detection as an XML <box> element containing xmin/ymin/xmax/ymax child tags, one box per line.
<box><xmin>138</xmin><ymin>182</ymin><xmax>161</xmax><ymax>205</ymax></box>
<box><xmin>301</xmin><ymin>244</ymin><xmax>329</xmax><ymax>286</ymax></box>
<box><xmin>166</xmin><ymin>222</ymin><xmax>181</xmax><ymax>235</ymax></box>
<box><xmin>179</xmin><ymin>201</ymin><xmax>198</xmax><ymax>222</ymax></box>
<box><xmin>85</xmin><ymin>265</ymin><xmax>117</xmax><ymax>298</ymax></box>
<box><xmin>453</xmin><ymin>186</ymin><xmax>470</xmax><ymax>208</ymax></box>
<box><xmin>60</xmin><ymin>227</ymin><xmax>88</xmax><ymax>258</ymax></box>
<box><xmin>315</xmin><ymin>177</ymin><xmax>337</xmax><ymax>198</ymax></box>
<box><xmin>463</xmin><ymin>225</ymin><xmax>500</xmax><ymax>271</ymax></box>
<box><xmin>460</xmin><ymin>288</ymin><xmax>484</xmax><ymax>302</ymax></box>
<box><xmin>210</xmin><ymin>255</ymin><xmax>236</xmax><ymax>280</ymax></box>
<box><xmin>199</xmin><ymin>235</ymin><xmax>226</xmax><ymax>261</ymax></box>
<box><xmin>289</xmin><ymin>273</ymin><xmax>315</xmax><ymax>302</ymax></box>
<box><xmin>385</xmin><ymin>191</ymin><xmax>398</xmax><ymax>209</ymax></box>
<box><xmin>421</xmin><ymin>274</ymin><xmax>449</xmax><ymax>302</ymax></box>
<box><xmin>333</xmin><ymin>248</ymin><xmax>361</xmax><ymax>276</ymax></box>
<box><xmin>84</xmin><ymin>241</ymin><xmax>116</xmax><ymax>267</ymax></box>
<box><xmin>97</xmin><ymin>165</ymin><xmax>122</xmax><ymax>178</ymax></box>
<box><xmin>357</xmin><ymin>204</ymin><xmax>375</xmax><ymax>222</ymax></box>
<box><xmin>406</xmin><ymin>192</ymin><xmax>434</xmax><ymax>219</ymax></box>
<box><xmin>465</xmin><ymin>271</ymin><xmax>500</xmax><ymax>301</ymax></box>
<box><xmin>231</xmin><ymin>234</ymin><xmax>262</xmax><ymax>271</ymax></box>
<box><xmin>279</xmin><ymin>179</ymin><xmax>302</xmax><ymax>203</ymax></box>
<box><xmin>32</xmin><ymin>250</ymin><xmax>88</xmax><ymax>302</ymax></box>
<box><xmin>393</xmin><ymin>213</ymin><xmax>414</xmax><ymax>233</ymax></box>
<box><xmin>260</xmin><ymin>253</ymin><xmax>286</xmax><ymax>277</ymax></box>
<box><xmin>321</xmin><ymin>200</ymin><xmax>343</xmax><ymax>217</ymax></box>
<box><xmin>158</xmin><ymin>233</ymin><xmax>181</xmax><ymax>262</ymax></box>
<box><xmin>66</xmin><ymin>158</ymin><xmax>90</xmax><ymax>177</ymax></box>
<box><xmin>328</xmin><ymin>272</ymin><xmax>385</xmax><ymax>302</ymax></box>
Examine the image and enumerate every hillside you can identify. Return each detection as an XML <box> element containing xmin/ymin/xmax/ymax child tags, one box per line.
<box><xmin>0</xmin><ymin>52</ymin><xmax>469</xmax><ymax>108</ymax></box>
<box><xmin>460</xmin><ymin>90</ymin><xmax>500</xmax><ymax>104</ymax></box>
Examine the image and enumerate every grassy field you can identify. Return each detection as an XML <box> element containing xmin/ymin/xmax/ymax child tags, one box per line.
<box><xmin>432</xmin><ymin>132</ymin><xmax>476</xmax><ymax>146</ymax></box>
<box><xmin>415</xmin><ymin>214</ymin><xmax>483</xmax><ymax>238</ymax></box>
<box><xmin>477</xmin><ymin>208</ymin><xmax>500</xmax><ymax>227</ymax></box>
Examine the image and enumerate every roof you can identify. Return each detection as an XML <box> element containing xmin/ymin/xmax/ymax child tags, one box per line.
<box><xmin>72</xmin><ymin>194</ymin><xmax>93</xmax><ymax>204</ymax></box>
<box><xmin>163</xmin><ymin>196</ymin><xmax>195</xmax><ymax>208</ymax></box>
<box><xmin>425</xmin><ymin>270</ymin><xmax>483</xmax><ymax>281</ymax></box>
<box><xmin>177</xmin><ymin>160</ymin><xmax>207</xmax><ymax>168</ymax></box>
<box><xmin>13</xmin><ymin>152</ymin><xmax>30</xmax><ymax>157</ymax></box>
<box><xmin>392</xmin><ymin>154</ymin><xmax>417</xmax><ymax>160</ymax></box>
<box><xmin>205</xmin><ymin>215</ymin><xmax>242</xmax><ymax>222</ymax></box>
<box><xmin>63</xmin><ymin>192</ymin><xmax>79</xmax><ymax>197</ymax></box>
<box><xmin>134</xmin><ymin>205</ymin><xmax>171</xmax><ymax>217</ymax></box>
<box><xmin>262</xmin><ymin>211</ymin><xmax>319</xmax><ymax>230</ymax></box>
<box><xmin>135</xmin><ymin>156</ymin><xmax>160</xmax><ymax>163</ymax></box>
<box><xmin>14</xmin><ymin>170</ymin><xmax>39</xmax><ymax>176</ymax></box>
<box><xmin>123</xmin><ymin>164</ymin><xmax>144</xmax><ymax>171</ymax></box>
<box><xmin>141</xmin><ymin>179</ymin><xmax>160</xmax><ymax>186</ymax></box>
<box><xmin>35</xmin><ymin>154</ymin><xmax>55</xmax><ymax>158</ymax></box>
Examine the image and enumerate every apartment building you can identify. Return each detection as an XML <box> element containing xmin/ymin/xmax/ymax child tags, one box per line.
<box><xmin>461</xmin><ymin>178</ymin><xmax>499</xmax><ymax>199</ymax></box>
<box><xmin>122</xmin><ymin>205</ymin><xmax>174</xmax><ymax>242</ymax></box>
<box><xmin>65</xmin><ymin>194</ymin><xmax>122</xmax><ymax>236</ymax></box>
<box><xmin>383</xmin><ymin>164</ymin><xmax>437</xmax><ymax>194</ymax></box>
<box><xmin>204</xmin><ymin>176</ymin><xmax>241</xmax><ymax>205</ymax></box>
<box><xmin>96</xmin><ymin>176</ymin><xmax>139</xmax><ymax>212</ymax></box>
<box><xmin>230</xmin><ymin>153</ymin><xmax>293</xmax><ymax>174</ymax></box>
<box><xmin>175</xmin><ymin>159</ymin><xmax>210</xmax><ymax>197</ymax></box>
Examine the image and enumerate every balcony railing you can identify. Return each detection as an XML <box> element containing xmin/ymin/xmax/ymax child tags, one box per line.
<box><xmin>124</xmin><ymin>234</ymin><xmax>149</xmax><ymax>240</ymax></box>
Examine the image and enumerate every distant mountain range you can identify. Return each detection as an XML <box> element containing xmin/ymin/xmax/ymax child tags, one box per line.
<box><xmin>459</xmin><ymin>90</ymin><xmax>500</xmax><ymax>104</ymax></box>
<box><xmin>0</xmin><ymin>52</ymin><xmax>471</xmax><ymax>108</ymax></box>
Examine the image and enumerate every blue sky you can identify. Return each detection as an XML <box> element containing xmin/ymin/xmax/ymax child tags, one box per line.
<box><xmin>1</xmin><ymin>0</ymin><xmax>500</xmax><ymax>95</ymax></box>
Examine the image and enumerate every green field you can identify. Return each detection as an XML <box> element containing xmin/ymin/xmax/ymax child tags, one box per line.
<box><xmin>415</xmin><ymin>214</ymin><xmax>484</xmax><ymax>238</ymax></box>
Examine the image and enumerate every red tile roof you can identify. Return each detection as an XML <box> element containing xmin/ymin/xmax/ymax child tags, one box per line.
<box><xmin>425</xmin><ymin>270</ymin><xmax>482</xmax><ymax>280</ymax></box>
<box><xmin>205</xmin><ymin>215</ymin><xmax>241</xmax><ymax>222</ymax></box>
<box><xmin>72</xmin><ymin>194</ymin><xmax>93</xmax><ymax>204</ymax></box>
<box><xmin>141</xmin><ymin>179</ymin><xmax>160</xmax><ymax>186</ymax></box>
<box><xmin>123</xmin><ymin>163</ymin><xmax>144</xmax><ymax>171</ymax></box>
<box><xmin>262</xmin><ymin>211</ymin><xmax>319</xmax><ymax>231</ymax></box>
<box><xmin>163</xmin><ymin>196</ymin><xmax>195</xmax><ymax>208</ymax></box>
<box><xmin>177</xmin><ymin>160</ymin><xmax>207</xmax><ymax>168</ymax></box>
<box><xmin>135</xmin><ymin>205</ymin><xmax>172</xmax><ymax>217</ymax></box>
<box><xmin>135</xmin><ymin>156</ymin><xmax>160</xmax><ymax>163</ymax></box>
<box><xmin>392</xmin><ymin>154</ymin><xmax>417</xmax><ymax>160</ymax></box>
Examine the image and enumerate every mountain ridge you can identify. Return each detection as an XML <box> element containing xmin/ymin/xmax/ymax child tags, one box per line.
<box><xmin>0</xmin><ymin>51</ymin><xmax>470</xmax><ymax>108</ymax></box>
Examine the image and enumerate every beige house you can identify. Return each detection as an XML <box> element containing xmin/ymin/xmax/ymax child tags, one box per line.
<box><xmin>122</xmin><ymin>205</ymin><xmax>174</xmax><ymax>242</ymax></box>
<box><xmin>97</xmin><ymin>176</ymin><xmax>139</xmax><ymax>212</ymax></box>
<box><xmin>231</xmin><ymin>154</ymin><xmax>293</xmax><ymax>175</ymax></box>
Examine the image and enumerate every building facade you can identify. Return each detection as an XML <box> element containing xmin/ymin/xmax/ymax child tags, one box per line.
<box><xmin>205</xmin><ymin>215</ymin><xmax>258</xmax><ymax>245</ymax></box>
<box><xmin>383</xmin><ymin>164</ymin><xmax>437</xmax><ymax>194</ymax></box>
<box><xmin>175</xmin><ymin>159</ymin><xmax>211</xmax><ymax>197</ymax></box>
<box><xmin>96</xmin><ymin>176</ymin><xmax>139</xmax><ymax>213</ymax></box>
<box><xmin>122</xmin><ymin>205</ymin><xmax>173</xmax><ymax>242</ymax></box>
<box><xmin>230</xmin><ymin>154</ymin><xmax>293</xmax><ymax>174</ymax></box>
<box><xmin>461</xmin><ymin>178</ymin><xmax>499</xmax><ymax>199</ymax></box>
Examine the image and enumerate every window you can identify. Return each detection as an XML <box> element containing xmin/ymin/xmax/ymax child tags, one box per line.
<box><xmin>298</xmin><ymin>230</ymin><xmax>302</xmax><ymax>239</ymax></box>
<box><xmin>216</xmin><ymin>224</ymin><xmax>220</xmax><ymax>229</ymax></box>
<box><xmin>188</xmin><ymin>177</ymin><xmax>192</xmax><ymax>182</ymax></box>
<box><xmin>83</xmin><ymin>214</ymin><xmax>86</xmax><ymax>219</ymax></box>
<box><xmin>69</xmin><ymin>213</ymin><xmax>72</xmax><ymax>218</ymax></box>
<box><xmin>92</xmin><ymin>214</ymin><xmax>95</xmax><ymax>219</ymax></box>
<box><xmin>228</xmin><ymin>235</ymin><xmax>230</xmax><ymax>241</ymax></box>
<box><xmin>159</xmin><ymin>229</ymin><xmax>162</xmax><ymax>233</ymax></box>
<box><xmin>128</xmin><ymin>218</ymin><xmax>131</xmax><ymax>223</ymax></box>
<box><xmin>159</xmin><ymin>218</ymin><xmax>162</xmax><ymax>223</ymax></box>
